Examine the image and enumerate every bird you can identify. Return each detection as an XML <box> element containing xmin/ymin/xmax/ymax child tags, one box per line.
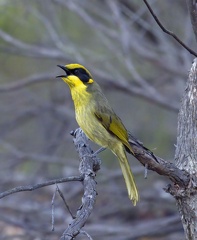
<box><xmin>57</xmin><ymin>63</ymin><xmax>139</xmax><ymax>205</ymax></box>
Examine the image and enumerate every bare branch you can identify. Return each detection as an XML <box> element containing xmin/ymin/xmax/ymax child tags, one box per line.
<box><xmin>101</xmin><ymin>76</ymin><xmax>179</xmax><ymax>112</ymax></box>
<box><xmin>128</xmin><ymin>133</ymin><xmax>190</xmax><ymax>187</ymax></box>
<box><xmin>85</xmin><ymin>215</ymin><xmax>181</xmax><ymax>239</ymax></box>
<box><xmin>143</xmin><ymin>0</ymin><xmax>197</xmax><ymax>57</ymax></box>
<box><xmin>80</xmin><ymin>231</ymin><xmax>93</xmax><ymax>240</ymax></box>
<box><xmin>60</xmin><ymin>128</ymin><xmax>100</xmax><ymax>240</ymax></box>
<box><xmin>58</xmin><ymin>127</ymin><xmax>189</xmax><ymax>239</ymax></box>
<box><xmin>57</xmin><ymin>185</ymin><xmax>75</xmax><ymax>219</ymax></box>
<box><xmin>0</xmin><ymin>73</ymin><xmax>53</xmax><ymax>93</ymax></box>
<box><xmin>29</xmin><ymin>7</ymin><xmax>66</xmax><ymax>51</ymax></box>
<box><xmin>51</xmin><ymin>185</ymin><xmax>58</xmax><ymax>231</ymax></box>
<box><xmin>0</xmin><ymin>176</ymin><xmax>82</xmax><ymax>200</ymax></box>
<box><xmin>0</xmin><ymin>29</ymin><xmax>65</xmax><ymax>59</ymax></box>
<box><xmin>54</xmin><ymin>0</ymin><xmax>117</xmax><ymax>39</ymax></box>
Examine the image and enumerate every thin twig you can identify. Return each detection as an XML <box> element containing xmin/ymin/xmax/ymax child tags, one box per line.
<box><xmin>143</xmin><ymin>0</ymin><xmax>197</xmax><ymax>57</ymax></box>
<box><xmin>0</xmin><ymin>73</ymin><xmax>53</xmax><ymax>93</ymax></box>
<box><xmin>56</xmin><ymin>185</ymin><xmax>75</xmax><ymax>219</ymax></box>
<box><xmin>144</xmin><ymin>163</ymin><xmax>148</xmax><ymax>179</ymax></box>
<box><xmin>0</xmin><ymin>176</ymin><xmax>83</xmax><ymax>200</ymax></box>
<box><xmin>51</xmin><ymin>185</ymin><xmax>58</xmax><ymax>231</ymax></box>
<box><xmin>80</xmin><ymin>230</ymin><xmax>93</xmax><ymax>240</ymax></box>
<box><xmin>0</xmin><ymin>29</ymin><xmax>65</xmax><ymax>59</ymax></box>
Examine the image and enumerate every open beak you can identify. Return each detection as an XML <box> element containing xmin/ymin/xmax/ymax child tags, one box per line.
<box><xmin>56</xmin><ymin>65</ymin><xmax>71</xmax><ymax>78</ymax></box>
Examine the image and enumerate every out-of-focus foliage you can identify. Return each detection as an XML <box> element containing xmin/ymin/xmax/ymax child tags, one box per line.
<box><xmin>0</xmin><ymin>0</ymin><xmax>194</xmax><ymax>239</ymax></box>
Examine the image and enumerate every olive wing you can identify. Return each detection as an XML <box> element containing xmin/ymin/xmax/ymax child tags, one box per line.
<box><xmin>94</xmin><ymin>109</ymin><xmax>133</xmax><ymax>153</ymax></box>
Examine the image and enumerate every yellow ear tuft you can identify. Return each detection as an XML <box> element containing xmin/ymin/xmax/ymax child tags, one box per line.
<box><xmin>88</xmin><ymin>79</ymin><xmax>94</xmax><ymax>83</ymax></box>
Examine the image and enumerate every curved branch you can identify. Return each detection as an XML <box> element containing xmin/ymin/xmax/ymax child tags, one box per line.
<box><xmin>0</xmin><ymin>176</ymin><xmax>82</xmax><ymax>200</ymax></box>
<box><xmin>128</xmin><ymin>133</ymin><xmax>190</xmax><ymax>187</ymax></box>
<box><xmin>0</xmin><ymin>29</ymin><xmax>65</xmax><ymax>59</ymax></box>
<box><xmin>0</xmin><ymin>128</ymin><xmax>101</xmax><ymax>240</ymax></box>
<box><xmin>143</xmin><ymin>0</ymin><xmax>197</xmax><ymax>57</ymax></box>
<box><xmin>0</xmin><ymin>73</ymin><xmax>53</xmax><ymax>93</ymax></box>
<box><xmin>60</xmin><ymin>129</ymin><xmax>101</xmax><ymax>240</ymax></box>
<box><xmin>101</xmin><ymin>77</ymin><xmax>179</xmax><ymax>112</ymax></box>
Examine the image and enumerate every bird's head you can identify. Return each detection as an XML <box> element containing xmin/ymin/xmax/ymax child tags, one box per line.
<box><xmin>57</xmin><ymin>63</ymin><xmax>94</xmax><ymax>89</ymax></box>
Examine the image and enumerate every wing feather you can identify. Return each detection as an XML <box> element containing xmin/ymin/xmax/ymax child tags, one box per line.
<box><xmin>94</xmin><ymin>107</ymin><xmax>133</xmax><ymax>153</ymax></box>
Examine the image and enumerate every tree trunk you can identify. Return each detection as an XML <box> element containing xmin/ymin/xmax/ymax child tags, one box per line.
<box><xmin>186</xmin><ymin>0</ymin><xmax>197</xmax><ymax>42</ymax></box>
<box><xmin>174</xmin><ymin>59</ymin><xmax>197</xmax><ymax>240</ymax></box>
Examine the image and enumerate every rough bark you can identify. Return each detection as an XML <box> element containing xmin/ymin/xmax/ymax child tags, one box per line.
<box><xmin>186</xmin><ymin>0</ymin><xmax>197</xmax><ymax>42</ymax></box>
<box><xmin>174</xmin><ymin>59</ymin><xmax>197</xmax><ymax>240</ymax></box>
<box><xmin>60</xmin><ymin>129</ymin><xmax>100</xmax><ymax>240</ymax></box>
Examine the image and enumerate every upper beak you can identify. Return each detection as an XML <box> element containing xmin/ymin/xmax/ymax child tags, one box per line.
<box><xmin>56</xmin><ymin>65</ymin><xmax>70</xmax><ymax>78</ymax></box>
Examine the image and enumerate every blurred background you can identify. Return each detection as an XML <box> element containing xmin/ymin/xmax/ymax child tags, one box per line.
<box><xmin>0</xmin><ymin>0</ymin><xmax>195</xmax><ymax>239</ymax></box>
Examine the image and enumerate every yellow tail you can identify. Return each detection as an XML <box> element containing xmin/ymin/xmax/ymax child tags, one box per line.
<box><xmin>116</xmin><ymin>148</ymin><xmax>139</xmax><ymax>206</ymax></box>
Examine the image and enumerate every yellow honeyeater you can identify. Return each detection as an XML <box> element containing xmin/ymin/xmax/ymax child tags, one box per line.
<box><xmin>57</xmin><ymin>63</ymin><xmax>139</xmax><ymax>205</ymax></box>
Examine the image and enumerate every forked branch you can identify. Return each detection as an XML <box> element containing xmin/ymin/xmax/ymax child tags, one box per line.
<box><xmin>60</xmin><ymin>129</ymin><xmax>100</xmax><ymax>240</ymax></box>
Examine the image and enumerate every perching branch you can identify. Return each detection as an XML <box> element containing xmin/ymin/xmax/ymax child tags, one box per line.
<box><xmin>143</xmin><ymin>0</ymin><xmax>197</xmax><ymax>57</ymax></box>
<box><xmin>63</xmin><ymin>125</ymin><xmax>190</xmax><ymax>238</ymax></box>
<box><xmin>0</xmin><ymin>128</ymin><xmax>101</xmax><ymax>240</ymax></box>
<box><xmin>58</xmin><ymin>127</ymin><xmax>190</xmax><ymax>239</ymax></box>
<box><xmin>0</xmin><ymin>129</ymin><xmax>189</xmax><ymax>239</ymax></box>
<box><xmin>60</xmin><ymin>128</ymin><xmax>101</xmax><ymax>240</ymax></box>
<box><xmin>128</xmin><ymin>133</ymin><xmax>190</xmax><ymax>188</ymax></box>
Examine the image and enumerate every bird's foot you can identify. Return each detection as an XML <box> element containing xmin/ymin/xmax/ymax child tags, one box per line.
<box><xmin>92</xmin><ymin>147</ymin><xmax>106</xmax><ymax>157</ymax></box>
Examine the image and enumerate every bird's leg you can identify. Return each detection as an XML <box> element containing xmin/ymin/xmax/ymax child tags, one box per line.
<box><xmin>92</xmin><ymin>147</ymin><xmax>106</xmax><ymax>156</ymax></box>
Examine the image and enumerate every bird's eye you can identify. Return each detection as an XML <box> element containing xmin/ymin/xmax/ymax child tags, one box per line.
<box><xmin>74</xmin><ymin>69</ymin><xmax>79</xmax><ymax>75</ymax></box>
